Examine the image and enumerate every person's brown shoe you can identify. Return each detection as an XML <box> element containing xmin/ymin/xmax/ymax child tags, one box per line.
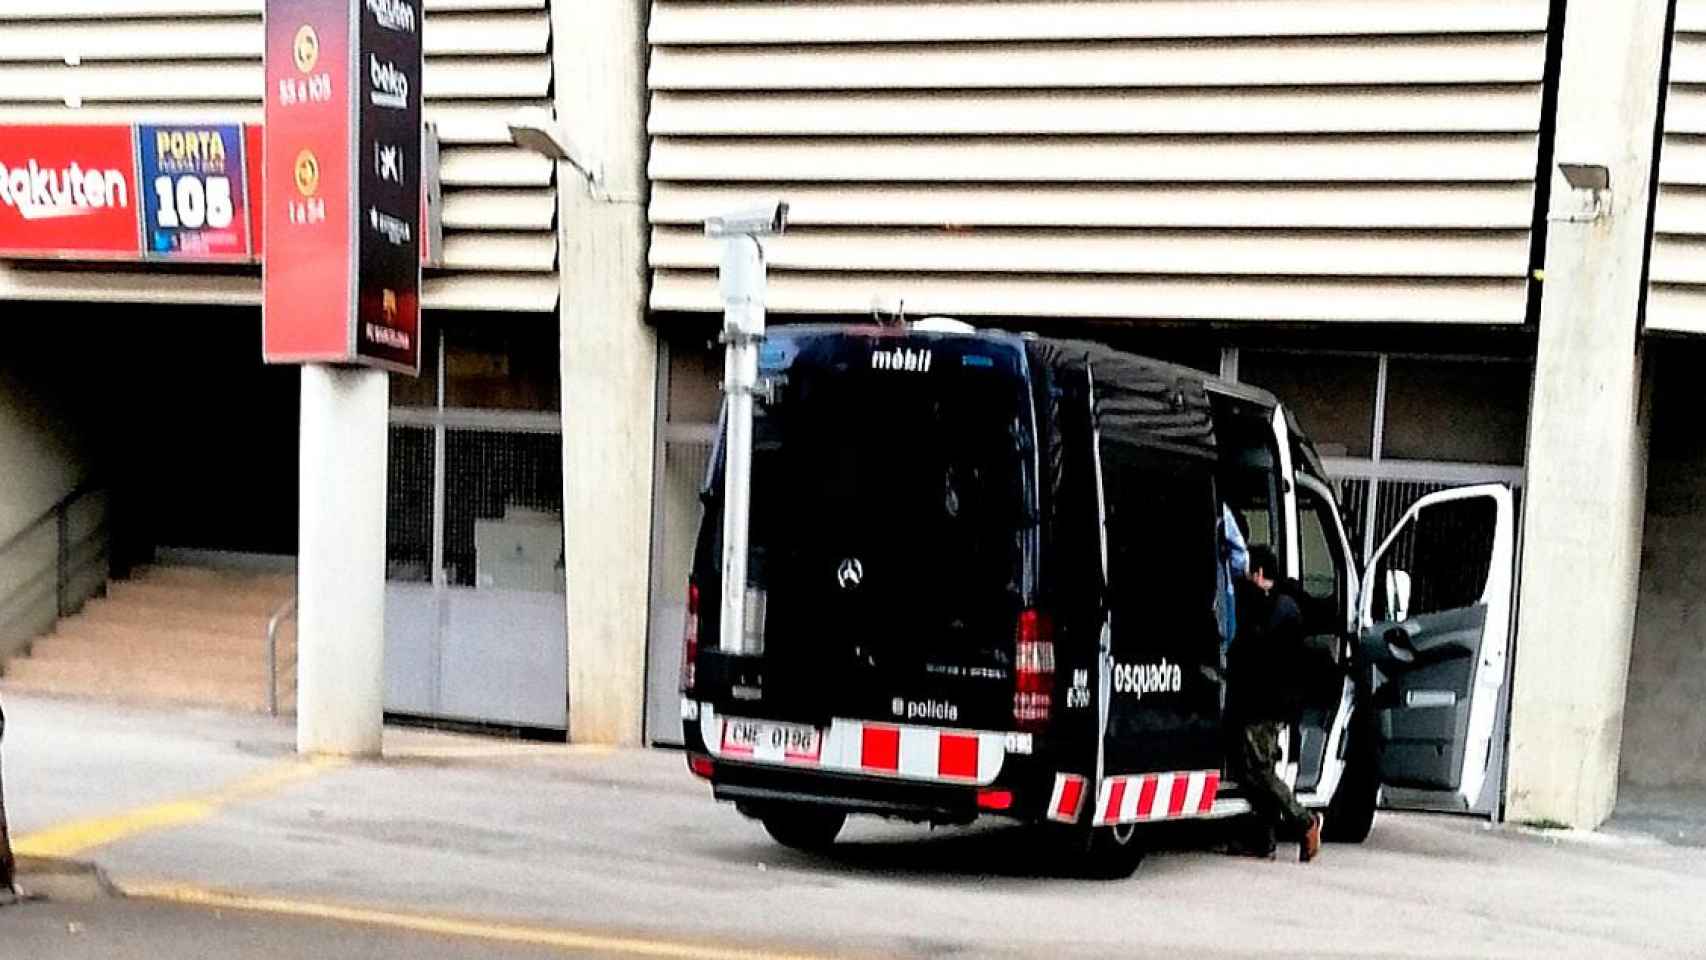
<box><xmin>1300</xmin><ymin>813</ymin><xmax>1324</xmax><ymax>863</ymax></box>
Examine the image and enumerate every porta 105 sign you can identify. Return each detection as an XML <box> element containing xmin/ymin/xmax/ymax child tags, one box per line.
<box><xmin>138</xmin><ymin>124</ymin><xmax>252</xmax><ymax>260</ymax></box>
<box><xmin>262</xmin><ymin>0</ymin><xmax>422</xmax><ymax>375</ymax></box>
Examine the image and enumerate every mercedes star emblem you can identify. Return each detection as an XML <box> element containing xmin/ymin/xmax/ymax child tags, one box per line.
<box><xmin>836</xmin><ymin>558</ymin><xmax>864</xmax><ymax>589</ymax></box>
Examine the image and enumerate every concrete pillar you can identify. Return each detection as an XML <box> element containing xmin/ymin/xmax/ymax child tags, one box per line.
<box><xmin>1505</xmin><ymin>0</ymin><xmax>1667</xmax><ymax>828</ymax></box>
<box><xmin>551</xmin><ymin>0</ymin><xmax>657</xmax><ymax>744</ymax></box>
<box><xmin>296</xmin><ymin>365</ymin><xmax>388</xmax><ymax>757</ymax></box>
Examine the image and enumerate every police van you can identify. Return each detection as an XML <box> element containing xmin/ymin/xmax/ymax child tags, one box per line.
<box><xmin>679</xmin><ymin>322</ymin><xmax>1516</xmax><ymax>877</ymax></box>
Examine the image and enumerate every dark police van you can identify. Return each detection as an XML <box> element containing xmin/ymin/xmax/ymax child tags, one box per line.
<box><xmin>680</xmin><ymin>322</ymin><xmax>1515</xmax><ymax>876</ymax></box>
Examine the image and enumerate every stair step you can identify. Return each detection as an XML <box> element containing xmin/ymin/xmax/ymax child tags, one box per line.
<box><xmin>73</xmin><ymin>597</ymin><xmax>275</xmax><ymax>636</ymax></box>
<box><xmin>49</xmin><ymin>618</ymin><xmax>291</xmax><ymax>654</ymax></box>
<box><xmin>0</xmin><ymin>662</ymin><xmax>272</xmax><ymax>712</ymax></box>
<box><xmin>136</xmin><ymin>565</ymin><xmax>294</xmax><ymax>591</ymax></box>
<box><xmin>106</xmin><ymin>580</ymin><xmax>292</xmax><ymax>616</ymax></box>
<box><xmin>11</xmin><ymin>644</ymin><xmax>274</xmax><ymax>682</ymax></box>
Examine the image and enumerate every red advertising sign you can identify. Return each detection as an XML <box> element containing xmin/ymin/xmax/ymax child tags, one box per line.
<box><xmin>0</xmin><ymin>125</ymin><xmax>142</xmax><ymax>259</ymax></box>
<box><xmin>263</xmin><ymin>0</ymin><xmax>358</xmax><ymax>364</ymax></box>
<box><xmin>262</xmin><ymin>0</ymin><xmax>422</xmax><ymax>374</ymax></box>
<box><xmin>0</xmin><ymin>121</ymin><xmax>437</xmax><ymax>271</ymax></box>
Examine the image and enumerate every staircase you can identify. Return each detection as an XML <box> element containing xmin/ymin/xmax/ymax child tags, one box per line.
<box><xmin>0</xmin><ymin>565</ymin><xmax>295</xmax><ymax>713</ymax></box>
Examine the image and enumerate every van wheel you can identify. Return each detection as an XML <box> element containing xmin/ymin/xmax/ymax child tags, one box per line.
<box><xmin>761</xmin><ymin>807</ymin><xmax>846</xmax><ymax>852</ymax></box>
<box><xmin>1080</xmin><ymin>823</ymin><xmax>1145</xmax><ymax>880</ymax></box>
<box><xmin>1325</xmin><ymin>715</ymin><xmax>1378</xmax><ymax>843</ymax></box>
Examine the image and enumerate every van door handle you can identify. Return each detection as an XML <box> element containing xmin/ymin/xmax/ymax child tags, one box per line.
<box><xmin>1383</xmin><ymin>624</ymin><xmax>1419</xmax><ymax>663</ymax></box>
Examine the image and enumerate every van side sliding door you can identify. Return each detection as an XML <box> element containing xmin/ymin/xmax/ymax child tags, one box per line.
<box><xmin>1359</xmin><ymin>485</ymin><xmax>1516</xmax><ymax>811</ymax></box>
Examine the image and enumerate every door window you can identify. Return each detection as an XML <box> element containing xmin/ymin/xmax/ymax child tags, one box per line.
<box><xmin>1297</xmin><ymin>484</ymin><xmax>1346</xmax><ymax>610</ymax></box>
<box><xmin>1369</xmin><ymin>496</ymin><xmax>1496</xmax><ymax>622</ymax></box>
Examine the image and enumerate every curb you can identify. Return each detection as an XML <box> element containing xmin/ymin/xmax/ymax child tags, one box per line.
<box><xmin>4</xmin><ymin>856</ymin><xmax>120</xmax><ymax>904</ymax></box>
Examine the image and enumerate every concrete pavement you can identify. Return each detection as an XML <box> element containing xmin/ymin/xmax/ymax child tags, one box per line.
<box><xmin>2</xmin><ymin>691</ymin><xmax>1704</xmax><ymax>958</ymax></box>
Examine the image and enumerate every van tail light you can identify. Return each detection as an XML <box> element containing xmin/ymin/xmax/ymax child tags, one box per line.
<box><xmin>680</xmin><ymin>581</ymin><xmax>700</xmax><ymax>695</ymax></box>
<box><xmin>1014</xmin><ymin>608</ymin><xmax>1055</xmax><ymax>731</ymax></box>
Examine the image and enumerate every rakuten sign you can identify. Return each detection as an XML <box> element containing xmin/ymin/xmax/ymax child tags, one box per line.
<box><xmin>0</xmin><ymin>125</ymin><xmax>141</xmax><ymax>258</ymax></box>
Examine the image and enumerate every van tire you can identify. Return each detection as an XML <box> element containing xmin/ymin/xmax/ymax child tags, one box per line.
<box><xmin>1325</xmin><ymin>714</ymin><xmax>1378</xmax><ymax>844</ymax></box>
<box><xmin>761</xmin><ymin>807</ymin><xmax>846</xmax><ymax>852</ymax></box>
<box><xmin>1079</xmin><ymin>823</ymin><xmax>1146</xmax><ymax>880</ymax></box>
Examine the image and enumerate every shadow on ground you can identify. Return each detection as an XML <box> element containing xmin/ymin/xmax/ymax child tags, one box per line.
<box><xmin>1607</xmin><ymin>785</ymin><xmax>1706</xmax><ymax>847</ymax></box>
<box><xmin>702</xmin><ymin>814</ymin><xmax>1260</xmax><ymax>884</ymax></box>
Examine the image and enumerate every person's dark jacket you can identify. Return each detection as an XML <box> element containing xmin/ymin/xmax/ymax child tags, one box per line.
<box><xmin>1226</xmin><ymin>579</ymin><xmax>1311</xmax><ymax>722</ymax></box>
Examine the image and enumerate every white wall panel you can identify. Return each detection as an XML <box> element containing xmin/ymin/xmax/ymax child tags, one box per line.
<box><xmin>647</xmin><ymin>0</ymin><xmax>1550</xmax><ymax>322</ymax></box>
<box><xmin>0</xmin><ymin>1</ymin><xmax>558</xmax><ymax>313</ymax></box>
<box><xmin>1651</xmin><ymin>1</ymin><xmax>1706</xmax><ymax>331</ymax></box>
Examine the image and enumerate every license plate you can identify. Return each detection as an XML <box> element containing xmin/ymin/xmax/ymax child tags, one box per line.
<box><xmin>721</xmin><ymin>718</ymin><xmax>822</xmax><ymax>762</ymax></box>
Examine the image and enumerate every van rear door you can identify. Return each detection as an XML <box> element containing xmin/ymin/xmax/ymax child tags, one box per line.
<box><xmin>1357</xmin><ymin>484</ymin><xmax>1516</xmax><ymax>811</ymax></box>
<box><xmin>701</xmin><ymin>332</ymin><xmax>1037</xmax><ymax>734</ymax></box>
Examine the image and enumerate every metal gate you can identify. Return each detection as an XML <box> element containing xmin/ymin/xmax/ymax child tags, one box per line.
<box><xmin>385</xmin><ymin>407</ymin><xmax>568</xmax><ymax>731</ymax></box>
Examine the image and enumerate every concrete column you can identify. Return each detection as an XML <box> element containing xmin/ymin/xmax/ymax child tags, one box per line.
<box><xmin>1505</xmin><ymin>0</ymin><xmax>1667</xmax><ymax>828</ymax></box>
<box><xmin>551</xmin><ymin>0</ymin><xmax>657</xmax><ymax>744</ymax></box>
<box><xmin>296</xmin><ymin>365</ymin><xmax>388</xmax><ymax>757</ymax></box>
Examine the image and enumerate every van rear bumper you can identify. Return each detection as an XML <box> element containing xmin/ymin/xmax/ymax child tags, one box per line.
<box><xmin>700</xmin><ymin>754</ymin><xmax>1059</xmax><ymax>825</ymax></box>
<box><xmin>711</xmin><ymin>760</ymin><xmax>985</xmax><ymax>824</ymax></box>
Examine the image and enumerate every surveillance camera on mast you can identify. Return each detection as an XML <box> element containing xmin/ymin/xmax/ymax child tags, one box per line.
<box><xmin>705</xmin><ymin>202</ymin><xmax>789</xmax><ymax>239</ymax></box>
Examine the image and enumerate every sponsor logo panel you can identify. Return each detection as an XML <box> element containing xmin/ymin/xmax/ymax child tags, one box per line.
<box><xmin>137</xmin><ymin>123</ymin><xmax>251</xmax><ymax>261</ymax></box>
<box><xmin>0</xmin><ymin>125</ymin><xmax>139</xmax><ymax>258</ymax></box>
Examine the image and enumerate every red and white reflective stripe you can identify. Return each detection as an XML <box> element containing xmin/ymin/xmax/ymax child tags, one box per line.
<box><xmin>1047</xmin><ymin>773</ymin><xmax>1087</xmax><ymax>823</ymax></box>
<box><xmin>1091</xmin><ymin>770</ymin><xmax>1220</xmax><ymax>826</ymax></box>
<box><xmin>700</xmin><ymin>707</ymin><xmax>1005</xmax><ymax>785</ymax></box>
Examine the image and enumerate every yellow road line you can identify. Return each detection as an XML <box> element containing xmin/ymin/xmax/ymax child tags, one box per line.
<box><xmin>14</xmin><ymin>756</ymin><xmax>345</xmax><ymax>859</ymax></box>
<box><xmin>124</xmin><ymin>883</ymin><xmax>831</xmax><ymax>960</ymax></box>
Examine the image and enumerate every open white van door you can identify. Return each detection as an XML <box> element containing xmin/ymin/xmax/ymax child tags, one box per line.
<box><xmin>1358</xmin><ymin>484</ymin><xmax>1516</xmax><ymax>811</ymax></box>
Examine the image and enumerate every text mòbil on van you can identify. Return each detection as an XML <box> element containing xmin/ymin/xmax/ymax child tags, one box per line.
<box><xmin>680</xmin><ymin>323</ymin><xmax>1516</xmax><ymax>877</ymax></box>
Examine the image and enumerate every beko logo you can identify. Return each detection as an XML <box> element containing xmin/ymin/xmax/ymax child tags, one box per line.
<box><xmin>1112</xmin><ymin>659</ymin><xmax>1183</xmax><ymax>699</ymax></box>
<box><xmin>369</xmin><ymin>55</ymin><xmax>409</xmax><ymax>109</ymax></box>
<box><xmin>871</xmin><ymin>348</ymin><xmax>932</xmax><ymax>373</ymax></box>
<box><xmin>366</xmin><ymin>0</ymin><xmax>417</xmax><ymax>33</ymax></box>
<box><xmin>0</xmin><ymin>160</ymin><xmax>128</xmax><ymax>220</ymax></box>
<box><xmin>892</xmin><ymin>698</ymin><xmax>959</xmax><ymax>722</ymax></box>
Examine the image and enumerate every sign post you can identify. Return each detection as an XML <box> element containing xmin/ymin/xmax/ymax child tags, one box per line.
<box><xmin>264</xmin><ymin>0</ymin><xmax>422</xmax><ymax>757</ymax></box>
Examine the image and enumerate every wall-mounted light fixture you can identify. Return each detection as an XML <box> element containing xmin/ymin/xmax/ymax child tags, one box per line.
<box><xmin>506</xmin><ymin>108</ymin><xmax>604</xmax><ymax>198</ymax></box>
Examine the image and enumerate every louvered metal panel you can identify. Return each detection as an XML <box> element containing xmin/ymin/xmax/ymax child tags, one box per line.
<box><xmin>647</xmin><ymin>0</ymin><xmax>1550</xmax><ymax>322</ymax></box>
<box><xmin>0</xmin><ymin>1</ymin><xmax>558</xmax><ymax>313</ymax></box>
<box><xmin>652</xmin><ymin>183</ymin><xmax>1536</xmax><ymax>230</ymax></box>
<box><xmin>650</xmin><ymin>37</ymin><xmax>1547</xmax><ymax>91</ymax></box>
<box><xmin>652</xmin><ymin>183</ymin><xmax>1537</xmax><ymax>230</ymax></box>
<box><xmin>649</xmin><ymin>228</ymin><xmax>1530</xmax><ymax>278</ymax></box>
<box><xmin>0</xmin><ymin>263</ymin><xmax>557</xmax><ymax>311</ymax></box>
<box><xmin>650</xmin><ymin>87</ymin><xmax>1543</xmax><ymax>137</ymax></box>
<box><xmin>1651</xmin><ymin>0</ymin><xmax>1706</xmax><ymax>332</ymax></box>
<box><xmin>652</xmin><ymin>136</ymin><xmax>1540</xmax><ymax>183</ymax></box>
<box><xmin>652</xmin><ymin>270</ymin><xmax>1527</xmax><ymax>323</ymax></box>
<box><xmin>649</xmin><ymin>0</ymin><xmax>1546</xmax><ymax>44</ymax></box>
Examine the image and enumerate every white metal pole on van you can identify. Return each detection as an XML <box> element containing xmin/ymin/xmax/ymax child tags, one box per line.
<box><xmin>706</xmin><ymin>203</ymin><xmax>788</xmax><ymax>656</ymax></box>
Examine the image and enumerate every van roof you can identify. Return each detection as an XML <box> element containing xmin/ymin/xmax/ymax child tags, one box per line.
<box><xmin>766</xmin><ymin>323</ymin><xmax>1281</xmax><ymax>410</ymax></box>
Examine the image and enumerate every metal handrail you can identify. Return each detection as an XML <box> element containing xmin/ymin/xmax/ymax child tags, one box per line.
<box><xmin>0</xmin><ymin>484</ymin><xmax>105</xmax><ymax>623</ymax></box>
<box><xmin>265</xmin><ymin>596</ymin><xmax>297</xmax><ymax>717</ymax></box>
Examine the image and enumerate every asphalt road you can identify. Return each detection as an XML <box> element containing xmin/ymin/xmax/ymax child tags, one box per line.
<box><xmin>2</xmin><ymin>691</ymin><xmax>1703</xmax><ymax>959</ymax></box>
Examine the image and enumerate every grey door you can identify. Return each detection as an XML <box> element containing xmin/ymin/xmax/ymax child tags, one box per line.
<box><xmin>1359</xmin><ymin>485</ymin><xmax>1515</xmax><ymax>813</ymax></box>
